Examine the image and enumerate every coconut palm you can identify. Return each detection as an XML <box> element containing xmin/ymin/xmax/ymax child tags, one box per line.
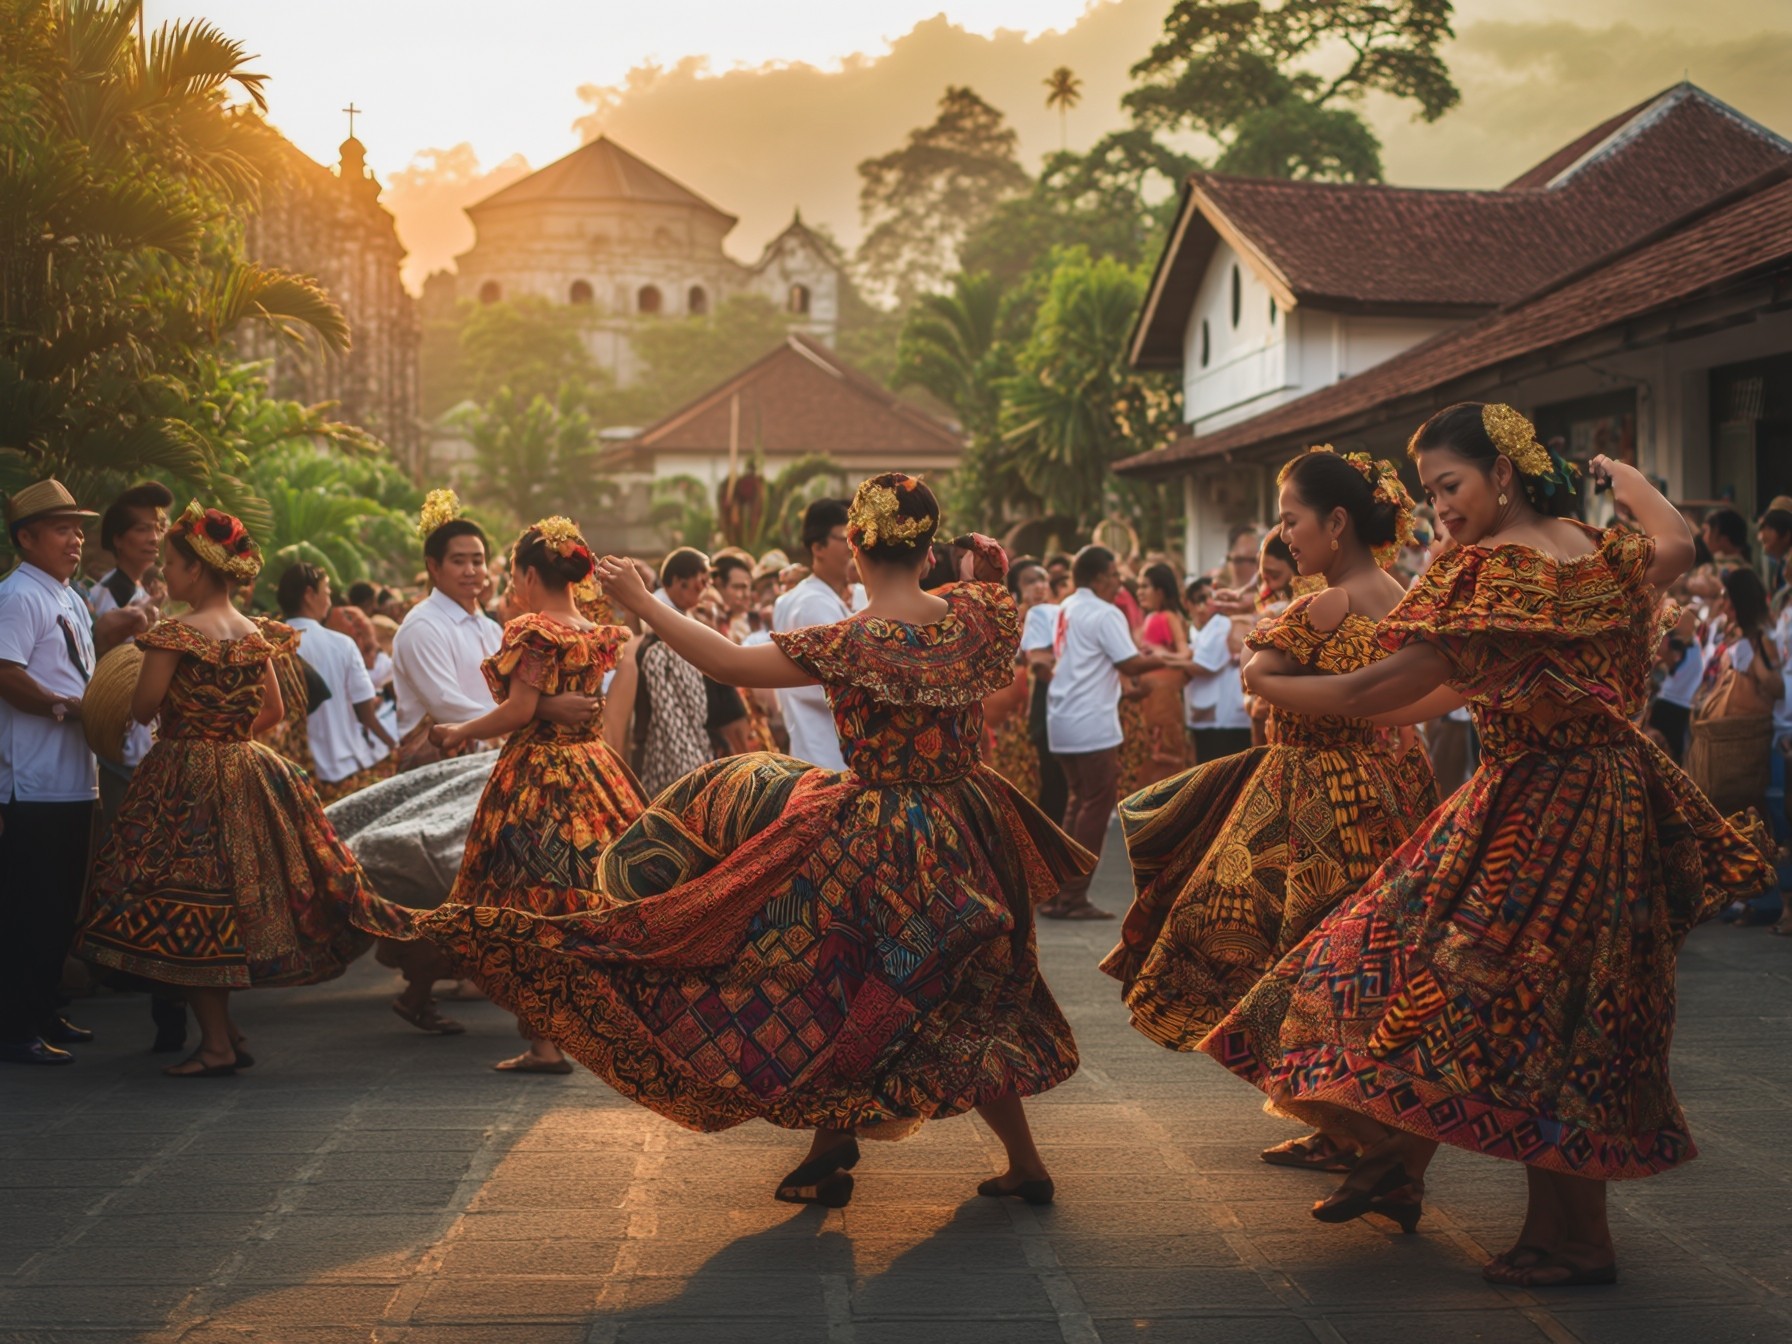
<box><xmin>1044</xmin><ymin>66</ymin><xmax>1083</xmax><ymax>153</ymax></box>
<box><xmin>0</xmin><ymin>0</ymin><xmax>350</xmax><ymax>521</ymax></box>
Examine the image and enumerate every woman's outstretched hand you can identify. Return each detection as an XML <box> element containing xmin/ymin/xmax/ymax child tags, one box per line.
<box><xmin>596</xmin><ymin>555</ymin><xmax>651</xmax><ymax>614</ymax></box>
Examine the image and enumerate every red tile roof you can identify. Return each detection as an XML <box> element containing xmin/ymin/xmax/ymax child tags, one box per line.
<box><xmin>609</xmin><ymin>334</ymin><xmax>963</xmax><ymax>468</ymax></box>
<box><xmin>1130</xmin><ymin>84</ymin><xmax>1792</xmax><ymax>368</ymax></box>
<box><xmin>1117</xmin><ymin>166</ymin><xmax>1792</xmax><ymax>478</ymax></box>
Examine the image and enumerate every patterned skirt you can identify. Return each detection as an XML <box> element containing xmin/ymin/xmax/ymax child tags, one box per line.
<box><xmin>314</xmin><ymin>754</ymin><xmax>398</xmax><ymax>806</ymax></box>
<box><xmin>451</xmin><ymin>735</ymin><xmax>647</xmax><ymax>917</ymax></box>
<box><xmin>78</xmin><ymin>737</ymin><xmax>411</xmax><ymax>989</ymax></box>
<box><xmin>1201</xmin><ymin>726</ymin><xmax>1772</xmax><ymax>1179</ymax></box>
<box><xmin>1119</xmin><ymin>673</ymin><xmax>1194</xmax><ymax>798</ymax></box>
<box><xmin>986</xmin><ymin>711</ymin><xmax>1040</xmax><ymax>803</ymax></box>
<box><xmin>415</xmin><ymin>753</ymin><xmax>1091</xmax><ymax>1135</ymax></box>
<box><xmin>1101</xmin><ymin>736</ymin><xmax>1437</xmax><ymax>1050</ymax></box>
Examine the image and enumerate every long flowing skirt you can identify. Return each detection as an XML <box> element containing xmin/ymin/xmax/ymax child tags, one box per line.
<box><xmin>1201</xmin><ymin>728</ymin><xmax>1772</xmax><ymax>1179</ymax></box>
<box><xmin>324</xmin><ymin>751</ymin><xmax>498</xmax><ymax>910</ymax></box>
<box><xmin>414</xmin><ymin>753</ymin><xmax>1091</xmax><ymax>1135</ymax></box>
<box><xmin>79</xmin><ymin>737</ymin><xmax>408</xmax><ymax>989</ymax></box>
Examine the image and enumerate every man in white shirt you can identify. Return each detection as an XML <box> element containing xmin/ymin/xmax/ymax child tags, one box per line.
<box><xmin>88</xmin><ymin>481</ymin><xmax>172</xmax><ymax>809</ymax></box>
<box><xmin>772</xmin><ymin>499</ymin><xmax>866</xmax><ymax>771</ymax></box>
<box><xmin>1012</xmin><ymin>559</ymin><xmax>1067</xmax><ymax>823</ymax></box>
<box><xmin>1043</xmin><ymin>545</ymin><xmax>1164</xmax><ymax>919</ymax></box>
<box><xmin>0</xmin><ymin>482</ymin><xmax>108</xmax><ymax>1065</ymax></box>
<box><xmin>277</xmin><ymin>563</ymin><xmax>396</xmax><ymax>800</ymax></box>
<box><xmin>1187</xmin><ymin>598</ymin><xmax>1254</xmax><ymax>762</ymax></box>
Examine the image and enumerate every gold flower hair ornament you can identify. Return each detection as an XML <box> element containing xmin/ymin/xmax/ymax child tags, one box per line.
<box><xmin>417</xmin><ymin>487</ymin><xmax>462</xmax><ymax>539</ymax></box>
<box><xmin>529</xmin><ymin>515</ymin><xmax>599</xmax><ymax>602</ymax></box>
<box><xmin>1278</xmin><ymin>446</ymin><xmax>1417</xmax><ymax>572</ymax></box>
<box><xmin>1482</xmin><ymin>403</ymin><xmax>1581</xmax><ymax>502</ymax></box>
<box><xmin>171</xmin><ymin>500</ymin><xmax>262</xmax><ymax>583</ymax></box>
<box><xmin>848</xmin><ymin>478</ymin><xmax>934</xmax><ymax>549</ymax></box>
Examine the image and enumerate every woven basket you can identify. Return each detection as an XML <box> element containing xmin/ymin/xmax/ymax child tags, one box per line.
<box><xmin>1686</xmin><ymin>709</ymin><xmax>1771</xmax><ymax>817</ymax></box>
<box><xmin>83</xmin><ymin>643</ymin><xmax>144</xmax><ymax>766</ymax></box>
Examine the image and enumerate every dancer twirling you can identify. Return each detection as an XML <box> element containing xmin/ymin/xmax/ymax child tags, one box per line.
<box><xmin>76</xmin><ymin>504</ymin><xmax>410</xmax><ymax>1077</ymax></box>
<box><xmin>1101</xmin><ymin>447</ymin><xmax>1438</xmax><ymax>1184</ymax></box>
<box><xmin>426</xmin><ymin>518</ymin><xmax>646</xmax><ymax>1073</ymax></box>
<box><xmin>1217</xmin><ymin>404</ymin><xmax>1771</xmax><ymax>1284</ymax></box>
<box><xmin>411</xmin><ymin>474</ymin><xmax>1089</xmax><ymax>1208</ymax></box>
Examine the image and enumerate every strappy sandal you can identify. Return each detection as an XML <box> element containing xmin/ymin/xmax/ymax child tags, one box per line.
<box><xmin>1503</xmin><ymin>1250</ymin><xmax>1618</xmax><ymax>1288</ymax></box>
<box><xmin>493</xmin><ymin>1052</ymin><xmax>574</xmax><ymax>1075</ymax></box>
<box><xmin>775</xmin><ymin>1139</ymin><xmax>861</xmax><ymax>1206</ymax></box>
<box><xmin>163</xmin><ymin>1051</ymin><xmax>238</xmax><ymax>1079</ymax></box>
<box><xmin>1311</xmin><ymin>1158</ymin><xmax>1409</xmax><ymax>1224</ymax></box>
<box><xmin>391</xmin><ymin>998</ymin><xmax>466</xmax><ymax>1035</ymax></box>
<box><xmin>977</xmin><ymin>1175</ymin><xmax>1055</xmax><ymax>1206</ymax></box>
<box><xmin>1261</xmin><ymin>1132</ymin><xmax>1358</xmax><ymax>1172</ymax></box>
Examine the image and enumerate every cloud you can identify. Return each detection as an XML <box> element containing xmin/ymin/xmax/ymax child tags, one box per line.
<box><xmin>1375</xmin><ymin>19</ymin><xmax>1792</xmax><ymax>186</ymax></box>
<box><xmin>383</xmin><ymin>144</ymin><xmax>533</xmax><ymax>290</ymax></box>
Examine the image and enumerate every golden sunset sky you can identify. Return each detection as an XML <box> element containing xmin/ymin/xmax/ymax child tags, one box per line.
<box><xmin>186</xmin><ymin>0</ymin><xmax>1792</xmax><ymax>290</ymax></box>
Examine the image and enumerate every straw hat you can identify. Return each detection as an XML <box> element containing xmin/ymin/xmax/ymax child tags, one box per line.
<box><xmin>751</xmin><ymin>549</ymin><xmax>790</xmax><ymax>583</ymax></box>
<box><xmin>83</xmin><ymin>643</ymin><xmax>144</xmax><ymax>767</ymax></box>
<box><xmin>4</xmin><ymin>479</ymin><xmax>99</xmax><ymax>530</ymax></box>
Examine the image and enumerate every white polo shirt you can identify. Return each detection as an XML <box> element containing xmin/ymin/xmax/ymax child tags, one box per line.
<box><xmin>1021</xmin><ymin>602</ymin><xmax>1059</xmax><ymax>654</ymax></box>
<box><xmin>772</xmin><ymin>576</ymin><xmax>859</xmax><ymax>770</ymax></box>
<box><xmin>1046</xmin><ymin>588</ymin><xmax>1137</xmax><ymax>755</ymax></box>
<box><xmin>289</xmin><ymin>617</ymin><xmax>386</xmax><ymax>783</ymax></box>
<box><xmin>391</xmin><ymin>589</ymin><xmax>501</xmax><ymax>736</ymax></box>
<box><xmin>88</xmin><ymin>568</ymin><xmax>155</xmax><ymax>769</ymax></box>
<box><xmin>0</xmin><ymin>562</ymin><xmax>98</xmax><ymax>802</ymax></box>
<box><xmin>1190</xmin><ymin>614</ymin><xmax>1251</xmax><ymax>731</ymax></box>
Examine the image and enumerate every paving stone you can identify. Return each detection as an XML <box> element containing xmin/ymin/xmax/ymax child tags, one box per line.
<box><xmin>409</xmin><ymin>1276</ymin><xmax>598</xmax><ymax>1320</ymax></box>
<box><xmin>1329</xmin><ymin>1310</ymin><xmax>1555</xmax><ymax>1343</ymax></box>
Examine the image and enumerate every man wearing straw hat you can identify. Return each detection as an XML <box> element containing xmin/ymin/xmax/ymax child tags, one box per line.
<box><xmin>0</xmin><ymin>481</ymin><xmax>109</xmax><ymax>1064</ymax></box>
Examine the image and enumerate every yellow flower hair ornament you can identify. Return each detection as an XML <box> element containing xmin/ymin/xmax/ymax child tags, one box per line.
<box><xmin>848</xmin><ymin>477</ymin><xmax>934</xmax><ymax>549</ymax></box>
<box><xmin>418</xmin><ymin>487</ymin><xmax>462</xmax><ymax>539</ymax></box>
<box><xmin>1278</xmin><ymin>445</ymin><xmax>1417</xmax><ymax>572</ymax></box>
<box><xmin>1482</xmin><ymin>403</ymin><xmax>1580</xmax><ymax>502</ymax></box>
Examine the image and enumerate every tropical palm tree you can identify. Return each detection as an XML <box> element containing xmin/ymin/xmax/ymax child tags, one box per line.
<box><xmin>1044</xmin><ymin>66</ymin><xmax>1083</xmax><ymax>153</ymax></box>
<box><xmin>893</xmin><ymin>272</ymin><xmax>1008</xmax><ymax>444</ymax></box>
<box><xmin>0</xmin><ymin>0</ymin><xmax>351</xmax><ymax>522</ymax></box>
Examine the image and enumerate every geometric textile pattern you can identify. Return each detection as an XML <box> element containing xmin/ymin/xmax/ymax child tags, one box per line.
<box><xmin>451</xmin><ymin>614</ymin><xmax>647</xmax><ymax>916</ymax></box>
<box><xmin>1102</xmin><ymin>605</ymin><xmax>1438</xmax><ymax>1050</ymax></box>
<box><xmin>1201</xmin><ymin>526</ymin><xmax>1774</xmax><ymax>1179</ymax></box>
<box><xmin>418</xmin><ymin>583</ymin><xmax>1092</xmax><ymax>1136</ymax></box>
<box><xmin>77</xmin><ymin>619</ymin><xmax>410</xmax><ymax>989</ymax></box>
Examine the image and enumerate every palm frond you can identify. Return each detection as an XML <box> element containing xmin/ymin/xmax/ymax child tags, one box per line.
<box><xmin>210</xmin><ymin>263</ymin><xmax>350</xmax><ymax>353</ymax></box>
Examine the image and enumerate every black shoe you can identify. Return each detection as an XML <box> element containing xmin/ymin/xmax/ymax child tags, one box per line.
<box><xmin>150</xmin><ymin>996</ymin><xmax>189</xmax><ymax>1053</ymax></box>
<box><xmin>977</xmin><ymin>1175</ymin><xmax>1055</xmax><ymax>1206</ymax></box>
<box><xmin>0</xmin><ymin>1037</ymin><xmax>76</xmax><ymax>1066</ymax></box>
<box><xmin>40</xmin><ymin>1017</ymin><xmax>93</xmax><ymax>1045</ymax></box>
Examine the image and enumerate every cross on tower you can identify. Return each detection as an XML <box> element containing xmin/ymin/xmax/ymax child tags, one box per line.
<box><xmin>343</xmin><ymin>102</ymin><xmax>361</xmax><ymax>139</ymax></box>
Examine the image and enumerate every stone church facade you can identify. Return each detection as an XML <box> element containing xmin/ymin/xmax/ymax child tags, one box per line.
<box><xmin>446</xmin><ymin>138</ymin><xmax>842</xmax><ymax>385</ymax></box>
<box><xmin>240</xmin><ymin>130</ymin><xmax>423</xmax><ymax>471</ymax></box>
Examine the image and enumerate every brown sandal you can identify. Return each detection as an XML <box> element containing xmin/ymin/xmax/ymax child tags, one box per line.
<box><xmin>391</xmin><ymin>998</ymin><xmax>466</xmax><ymax>1035</ymax></box>
<box><xmin>1261</xmin><ymin>1132</ymin><xmax>1358</xmax><ymax>1172</ymax></box>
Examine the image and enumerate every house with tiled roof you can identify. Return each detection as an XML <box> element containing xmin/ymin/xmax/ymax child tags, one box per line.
<box><xmin>596</xmin><ymin>333</ymin><xmax>964</xmax><ymax>552</ymax></box>
<box><xmin>1116</xmin><ymin>84</ymin><xmax>1792</xmax><ymax>572</ymax></box>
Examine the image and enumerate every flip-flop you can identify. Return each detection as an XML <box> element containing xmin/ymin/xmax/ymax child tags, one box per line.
<box><xmin>1504</xmin><ymin>1251</ymin><xmax>1618</xmax><ymax>1288</ymax></box>
<box><xmin>163</xmin><ymin>1051</ymin><xmax>238</xmax><ymax>1079</ymax></box>
<box><xmin>493</xmin><ymin>1054</ymin><xmax>575</xmax><ymax>1074</ymax></box>
<box><xmin>392</xmin><ymin>998</ymin><xmax>466</xmax><ymax>1035</ymax></box>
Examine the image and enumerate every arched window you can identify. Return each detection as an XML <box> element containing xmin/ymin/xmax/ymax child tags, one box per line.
<box><xmin>687</xmin><ymin>286</ymin><xmax>708</xmax><ymax>316</ymax></box>
<box><xmin>568</xmin><ymin>279</ymin><xmax>594</xmax><ymax>305</ymax></box>
<box><xmin>637</xmin><ymin>285</ymin><xmax>662</xmax><ymax>315</ymax></box>
<box><xmin>477</xmin><ymin>280</ymin><xmax>502</xmax><ymax>305</ymax></box>
<box><xmin>787</xmin><ymin>283</ymin><xmax>811</xmax><ymax>316</ymax></box>
<box><xmin>1268</xmin><ymin>296</ymin><xmax>1277</xmax><ymax>324</ymax></box>
<box><xmin>1230</xmin><ymin>265</ymin><xmax>1242</xmax><ymax>328</ymax></box>
<box><xmin>1199</xmin><ymin>319</ymin><xmax>1210</xmax><ymax>368</ymax></box>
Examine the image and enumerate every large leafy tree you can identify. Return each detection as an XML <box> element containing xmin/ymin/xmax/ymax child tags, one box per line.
<box><xmin>1126</xmin><ymin>0</ymin><xmax>1460</xmax><ymax>181</ymax></box>
<box><xmin>855</xmin><ymin>87</ymin><xmax>1030</xmax><ymax>308</ymax></box>
<box><xmin>459</xmin><ymin>385</ymin><xmax>611</xmax><ymax>529</ymax></box>
<box><xmin>0</xmin><ymin>0</ymin><xmax>352</xmax><ymax>528</ymax></box>
<box><xmin>454</xmin><ymin>296</ymin><xmax>607</xmax><ymax>409</ymax></box>
<box><xmin>1000</xmin><ymin>249</ymin><xmax>1182</xmax><ymax>536</ymax></box>
<box><xmin>241</xmin><ymin>438</ymin><xmax>421</xmax><ymax>591</ymax></box>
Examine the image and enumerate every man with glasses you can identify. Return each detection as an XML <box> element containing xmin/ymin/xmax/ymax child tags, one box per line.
<box><xmin>1221</xmin><ymin>524</ymin><xmax>1261</xmax><ymax>589</ymax></box>
<box><xmin>771</xmin><ymin>499</ymin><xmax>865</xmax><ymax>770</ymax></box>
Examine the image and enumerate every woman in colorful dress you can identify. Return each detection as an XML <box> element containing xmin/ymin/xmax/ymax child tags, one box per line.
<box><xmin>1103</xmin><ymin>448</ymin><xmax>1439</xmax><ymax>1185</ymax></box>
<box><xmin>1123</xmin><ymin>562</ymin><xmax>1195</xmax><ymax>795</ymax></box>
<box><xmin>1221</xmin><ymin>404</ymin><xmax>1771</xmax><ymax>1285</ymax></box>
<box><xmin>425</xmin><ymin>518</ymin><xmax>646</xmax><ymax>1074</ymax></box>
<box><xmin>77</xmin><ymin>504</ymin><xmax>409</xmax><ymax>1077</ymax></box>
<box><xmin>411</xmin><ymin>474</ymin><xmax>1090</xmax><ymax>1209</ymax></box>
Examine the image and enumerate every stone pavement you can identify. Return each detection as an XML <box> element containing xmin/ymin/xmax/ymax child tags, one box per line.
<box><xmin>3</xmin><ymin>832</ymin><xmax>1790</xmax><ymax>1344</ymax></box>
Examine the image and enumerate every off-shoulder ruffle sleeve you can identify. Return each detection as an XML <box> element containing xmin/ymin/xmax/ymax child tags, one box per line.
<box><xmin>772</xmin><ymin>582</ymin><xmax>1020</xmax><ymax>708</ymax></box>
<box><xmin>1379</xmin><ymin>525</ymin><xmax>1654</xmax><ymax>656</ymax></box>
<box><xmin>139</xmin><ymin>618</ymin><xmax>281</xmax><ymax>665</ymax></box>
<box><xmin>482</xmin><ymin>614</ymin><xmax>627</xmax><ymax>699</ymax></box>
<box><xmin>1247</xmin><ymin>601</ymin><xmax>1385</xmax><ymax>675</ymax></box>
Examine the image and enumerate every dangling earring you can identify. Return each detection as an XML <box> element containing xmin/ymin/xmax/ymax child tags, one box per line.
<box><xmin>1498</xmin><ymin>492</ymin><xmax>1508</xmax><ymax>507</ymax></box>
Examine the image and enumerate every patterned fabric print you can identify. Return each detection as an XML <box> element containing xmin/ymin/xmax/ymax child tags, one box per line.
<box><xmin>1121</xmin><ymin>674</ymin><xmax>1195</xmax><ymax>797</ymax></box>
<box><xmin>985</xmin><ymin>661</ymin><xmax>1040</xmax><ymax>802</ymax></box>
<box><xmin>416</xmin><ymin>583</ymin><xmax>1091</xmax><ymax>1135</ymax></box>
<box><xmin>254</xmin><ymin>617</ymin><xmax>313</xmax><ymax>770</ymax></box>
<box><xmin>452</xmin><ymin>614</ymin><xmax>646</xmax><ymax>917</ymax></box>
<box><xmin>1102</xmin><ymin>605</ymin><xmax>1437</xmax><ymax>1050</ymax></box>
<box><xmin>637</xmin><ymin>636</ymin><xmax>712</xmax><ymax>797</ymax></box>
<box><xmin>77</xmin><ymin>620</ymin><xmax>409</xmax><ymax>989</ymax></box>
<box><xmin>1202</xmin><ymin>527</ymin><xmax>1774</xmax><ymax>1179</ymax></box>
<box><xmin>314</xmin><ymin>753</ymin><xmax>398</xmax><ymax>806</ymax></box>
